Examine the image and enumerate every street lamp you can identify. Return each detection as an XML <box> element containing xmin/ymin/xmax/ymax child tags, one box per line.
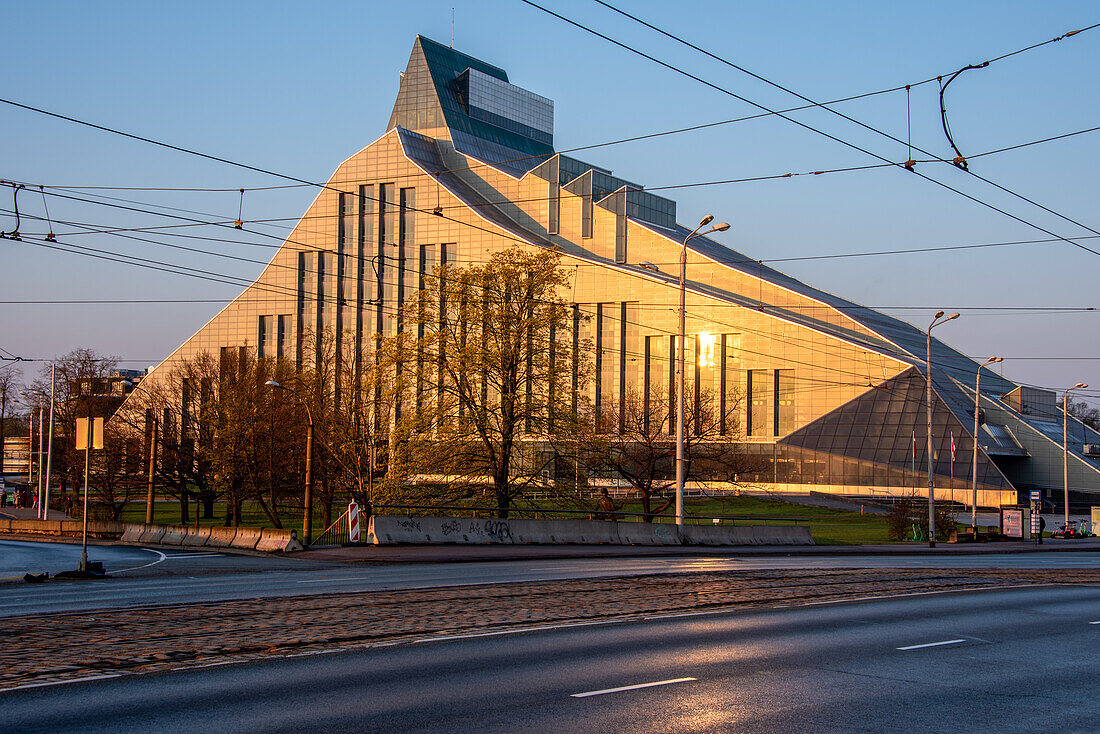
<box><xmin>266</xmin><ymin>379</ymin><xmax>314</xmax><ymax>545</ymax></box>
<box><xmin>926</xmin><ymin>310</ymin><xmax>959</xmax><ymax>548</ymax></box>
<box><xmin>677</xmin><ymin>214</ymin><xmax>730</xmax><ymax>531</ymax></box>
<box><xmin>1062</xmin><ymin>382</ymin><xmax>1088</xmax><ymax>527</ymax></box>
<box><xmin>971</xmin><ymin>356</ymin><xmax>1002</xmax><ymax>533</ymax></box>
<box><xmin>20</xmin><ymin>391</ymin><xmax>44</xmax><ymax>514</ymax></box>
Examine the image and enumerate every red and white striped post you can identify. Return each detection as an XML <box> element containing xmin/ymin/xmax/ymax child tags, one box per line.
<box><xmin>348</xmin><ymin>501</ymin><xmax>360</xmax><ymax>543</ymax></box>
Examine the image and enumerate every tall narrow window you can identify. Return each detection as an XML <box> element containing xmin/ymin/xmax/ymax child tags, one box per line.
<box><xmin>594</xmin><ymin>303</ymin><xmax>604</xmax><ymax>419</ymax></box>
<box><xmin>355</xmin><ymin>185</ymin><xmax>374</xmax><ymax>383</ymax></box>
<box><xmin>571</xmin><ymin>304</ymin><xmax>580</xmax><ymax>418</ymax></box>
<box><xmin>379</xmin><ymin>183</ymin><xmax>396</xmax><ymax>336</ymax></box>
<box><xmin>258</xmin><ymin>315</ymin><xmax>272</xmax><ymax>358</ymax></box>
<box><xmin>668</xmin><ymin>336</ymin><xmax>677</xmax><ymax>434</ymax></box>
<box><xmin>397</xmin><ymin>187</ymin><xmax>416</xmax><ymax>332</ymax></box>
<box><xmin>748</xmin><ymin>369</ymin><xmax>773</xmax><ymax>437</ymax></box>
<box><xmin>618</xmin><ymin>302</ymin><xmax>627</xmax><ymax>431</ymax></box>
<box><xmin>297</xmin><ymin>252</ymin><xmax>313</xmax><ymax>367</ymax></box>
<box><xmin>277</xmin><ymin>315</ymin><xmax>290</xmax><ymax>359</ymax></box>
<box><xmin>644</xmin><ymin>335</ymin><xmax>654</xmax><ymax>434</ymax></box>
<box><xmin>547</xmin><ymin>155</ymin><xmax>560</xmax><ymax>235</ymax></box>
<box><xmin>776</xmin><ymin>369</ymin><xmax>795</xmax><ymax>435</ymax></box>
<box><xmin>416</xmin><ymin>244</ymin><xmax>436</xmax><ymax>421</ymax></box>
<box><xmin>336</xmin><ymin>191</ymin><xmax>349</xmax><ymax>365</ymax></box>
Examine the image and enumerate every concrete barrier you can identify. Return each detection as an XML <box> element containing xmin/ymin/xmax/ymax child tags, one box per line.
<box><xmin>614</xmin><ymin>521</ymin><xmax>680</xmax><ymax>546</ymax></box>
<box><xmin>182</xmin><ymin>526</ymin><xmax>212</xmax><ymax>547</ymax></box>
<box><xmin>121</xmin><ymin>523</ymin><xmax>144</xmax><ymax>542</ymax></box>
<box><xmin>86</xmin><ymin>520</ymin><xmax>126</xmax><ymax>539</ymax></box>
<box><xmin>1</xmin><ymin>514</ymin><xmax>810</xmax><ymax>549</ymax></box>
<box><xmin>366</xmin><ymin>515</ymin><xmax>813</xmax><ymax>546</ymax></box>
<box><xmin>138</xmin><ymin>525</ymin><xmax>166</xmax><ymax>544</ymax></box>
<box><xmin>206</xmin><ymin>526</ymin><xmax>238</xmax><ymax>548</ymax></box>
<box><xmin>60</xmin><ymin>520</ymin><xmax>84</xmax><ymax>537</ymax></box>
<box><xmin>256</xmin><ymin>528</ymin><xmax>303</xmax><ymax>553</ymax></box>
<box><xmin>229</xmin><ymin>527</ymin><xmax>263</xmax><ymax>550</ymax></box>
<box><xmin>158</xmin><ymin>525</ymin><xmax>192</xmax><ymax>546</ymax></box>
<box><xmin>6</xmin><ymin>520</ymin><xmax>64</xmax><ymax>535</ymax></box>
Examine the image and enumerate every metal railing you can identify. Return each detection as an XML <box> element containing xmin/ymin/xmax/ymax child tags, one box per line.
<box><xmin>312</xmin><ymin>507</ymin><xmax>351</xmax><ymax>546</ymax></box>
<box><xmin>371</xmin><ymin>503</ymin><xmax>810</xmax><ymax>526</ymax></box>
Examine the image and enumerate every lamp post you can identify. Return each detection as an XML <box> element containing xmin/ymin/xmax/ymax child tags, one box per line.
<box><xmin>1063</xmin><ymin>382</ymin><xmax>1088</xmax><ymax>527</ymax></box>
<box><xmin>677</xmin><ymin>215</ymin><xmax>730</xmax><ymax>530</ymax></box>
<box><xmin>266</xmin><ymin>379</ymin><xmax>314</xmax><ymax>545</ymax></box>
<box><xmin>44</xmin><ymin>365</ymin><xmax>55</xmax><ymax>521</ymax></box>
<box><xmin>971</xmin><ymin>356</ymin><xmax>1002</xmax><ymax>533</ymax></box>
<box><xmin>20</xmin><ymin>393</ymin><xmax>40</xmax><ymax>512</ymax></box>
<box><xmin>926</xmin><ymin>310</ymin><xmax>959</xmax><ymax>547</ymax></box>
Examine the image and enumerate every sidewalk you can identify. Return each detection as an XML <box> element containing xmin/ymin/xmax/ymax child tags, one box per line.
<box><xmin>0</xmin><ymin>507</ymin><xmax>66</xmax><ymax>521</ymax></box>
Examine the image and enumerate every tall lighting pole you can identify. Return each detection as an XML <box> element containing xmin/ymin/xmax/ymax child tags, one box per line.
<box><xmin>266</xmin><ymin>380</ymin><xmax>314</xmax><ymax>545</ymax></box>
<box><xmin>44</xmin><ymin>365</ymin><xmax>55</xmax><ymax>521</ymax></box>
<box><xmin>971</xmin><ymin>356</ymin><xmax>1002</xmax><ymax>532</ymax></box>
<box><xmin>1062</xmin><ymin>382</ymin><xmax>1088</xmax><ymax>527</ymax></box>
<box><xmin>677</xmin><ymin>215</ymin><xmax>730</xmax><ymax>531</ymax></box>
<box><xmin>20</xmin><ymin>391</ymin><xmax>47</xmax><ymax>516</ymax></box>
<box><xmin>926</xmin><ymin>310</ymin><xmax>959</xmax><ymax>547</ymax></box>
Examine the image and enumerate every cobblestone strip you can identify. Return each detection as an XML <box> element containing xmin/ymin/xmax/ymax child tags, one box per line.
<box><xmin>3</xmin><ymin>568</ymin><xmax>1097</xmax><ymax>690</ymax></box>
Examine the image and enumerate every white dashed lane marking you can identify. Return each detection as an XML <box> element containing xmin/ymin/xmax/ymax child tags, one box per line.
<box><xmin>897</xmin><ymin>639</ymin><xmax>966</xmax><ymax>651</ymax></box>
<box><xmin>571</xmin><ymin>677</ymin><xmax>696</xmax><ymax>698</ymax></box>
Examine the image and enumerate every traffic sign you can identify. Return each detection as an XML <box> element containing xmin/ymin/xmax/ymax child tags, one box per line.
<box><xmin>348</xmin><ymin>501</ymin><xmax>360</xmax><ymax>543</ymax></box>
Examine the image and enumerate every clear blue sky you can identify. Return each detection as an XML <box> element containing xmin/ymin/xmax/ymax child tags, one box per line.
<box><xmin>2</xmin><ymin>1</ymin><xmax>1098</xmax><ymax>404</ymax></box>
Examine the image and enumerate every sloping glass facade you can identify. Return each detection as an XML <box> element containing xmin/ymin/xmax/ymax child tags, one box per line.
<box><xmin>130</xmin><ymin>36</ymin><xmax>1100</xmax><ymax>507</ymax></box>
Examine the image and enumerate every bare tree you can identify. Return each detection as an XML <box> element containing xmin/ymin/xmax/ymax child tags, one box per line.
<box><xmin>0</xmin><ymin>364</ymin><xmax>21</xmax><ymax>474</ymax></box>
<box><xmin>577</xmin><ymin>384</ymin><xmax>759</xmax><ymax>520</ymax></box>
<box><xmin>1060</xmin><ymin>396</ymin><xmax>1100</xmax><ymax>431</ymax></box>
<box><xmin>29</xmin><ymin>350</ymin><xmax>119</xmax><ymax>502</ymax></box>
<box><xmin>384</xmin><ymin>246</ymin><xmax>593</xmax><ymax>517</ymax></box>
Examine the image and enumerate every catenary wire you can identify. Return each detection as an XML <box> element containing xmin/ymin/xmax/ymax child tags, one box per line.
<box><xmin>524</xmin><ymin>1</ymin><xmax>1100</xmax><ymax>259</ymax></box>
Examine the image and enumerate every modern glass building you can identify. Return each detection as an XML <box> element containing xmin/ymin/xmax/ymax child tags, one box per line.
<box><xmin>132</xmin><ymin>36</ymin><xmax>1100</xmax><ymax>508</ymax></box>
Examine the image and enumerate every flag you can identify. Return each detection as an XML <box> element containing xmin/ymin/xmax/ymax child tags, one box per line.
<box><xmin>912</xmin><ymin>431</ymin><xmax>916</xmax><ymax>459</ymax></box>
<box><xmin>950</xmin><ymin>434</ymin><xmax>956</xmax><ymax>463</ymax></box>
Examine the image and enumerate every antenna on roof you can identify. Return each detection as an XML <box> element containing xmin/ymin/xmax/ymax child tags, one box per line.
<box><xmin>451</xmin><ymin>8</ymin><xmax>455</xmax><ymax>47</ymax></box>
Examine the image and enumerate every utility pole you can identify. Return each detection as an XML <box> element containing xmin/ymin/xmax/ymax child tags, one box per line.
<box><xmin>146</xmin><ymin>409</ymin><xmax>158</xmax><ymax>525</ymax></box>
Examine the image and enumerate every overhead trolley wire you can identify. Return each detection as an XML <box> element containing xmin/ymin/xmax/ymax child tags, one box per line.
<box><xmin>577</xmin><ymin>1</ymin><xmax>1100</xmax><ymax>255</ymax></box>
<box><xmin>525</xmin><ymin>1</ymin><xmax>1100</xmax><ymax>259</ymax></box>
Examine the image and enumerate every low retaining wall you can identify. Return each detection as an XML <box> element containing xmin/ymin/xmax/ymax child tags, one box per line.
<box><xmin>0</xmin><ymin>519</ymin><xmax>303</xmax><ymax>552</ymax></box>
<box><xmin>366</xmin><ymin>516</ymin><xmax>813</xmax><ymax>546</ymax></box>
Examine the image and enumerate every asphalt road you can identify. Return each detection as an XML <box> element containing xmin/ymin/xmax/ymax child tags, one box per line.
<box><xmin>3</xmin><ymin>539</ymin><xmax>1100</xmax><ymax>618</ymax></box>
<box><xmin>0</xmin><ymin>538</ymin><xmax>331</xmax><ymax>580</ymax></box>
<box><xmin>3</xmin><ymin>585</ymin><xmax>1098</xmax><ymax>733</ymax></box>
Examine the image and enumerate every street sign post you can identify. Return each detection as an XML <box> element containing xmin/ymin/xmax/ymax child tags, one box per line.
<box><xmin>76</xmin><ymin>416</ymin><xmax>104</xmax><ymax>573</ymax></box>
<box><xmin>1030</xmin><ymin>490</ymin><xmax>1043</xmax><ymax>545</ymax></box>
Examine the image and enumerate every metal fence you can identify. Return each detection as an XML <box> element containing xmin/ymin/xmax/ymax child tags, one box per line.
<box><xmin>312</xmin><ymin>507</ymin><xmax>351</xmax><ymax>546</ymax></box>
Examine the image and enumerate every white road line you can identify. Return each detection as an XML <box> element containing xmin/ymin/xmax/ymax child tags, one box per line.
<box><xmin>111</xmin><ymin>548</ymin><xmax>167</xmax><ymax>574</ymax></box>
<box><xmin>162</xmin><ymin>553</ymin><xmax>222</xmax><ymax>559</ymax></box>
<box><xmin>1</xmin><ymin>674</ymin><xmax>122</xmax><ymax>692</ymax></box>
<box><xmin>420</xmin><ymin>620</ymin><xmax>612</xmax><ymax>643</ymax></box>
<box><xmin>897</xmin><ymin>639</ymin><xmax>966</xmax><ymax>651</ymax></box>
<box><xmin>296</xmin><ymin>577</ymin><xmax>368</xmax><ymax>584</ymax></box>
<box><xmin>571</xmin><ymin>677</ymin><xmax>696</xmax><ymax>698</ymax></box>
